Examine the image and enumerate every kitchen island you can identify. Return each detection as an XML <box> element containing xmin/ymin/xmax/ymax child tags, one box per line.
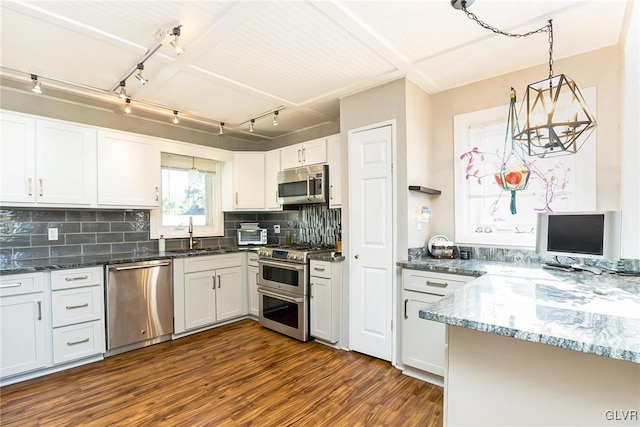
<box><xmin>418</xmin><ymin>268</ymin><xmax>640</xmax><ymax>426</ymax></box>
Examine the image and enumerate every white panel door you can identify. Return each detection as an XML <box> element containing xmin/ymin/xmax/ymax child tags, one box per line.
<box><xmin>184</xmin><ymin>271</ymin><xmax>216</xmax><ymax>330</ymax></box>
<box><xmin>0</xmin><ymin>112</ymin><xmax>35</xmax><ymax>204</ymax></box>
<box><xmin>349</xmin><ymin>125</ymin><xmax>393</xmax><ymax>361</ymax></box>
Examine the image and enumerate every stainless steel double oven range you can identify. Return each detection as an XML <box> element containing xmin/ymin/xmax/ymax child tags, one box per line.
<box><xmin>257</xmin><ymin>245</ymin><xmax>333</xmax><ymax>341</ymax></box>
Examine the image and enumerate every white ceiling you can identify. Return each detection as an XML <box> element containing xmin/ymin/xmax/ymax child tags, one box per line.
<box><xmin>0</xmin><ymin>0</ymin><xmax>631</xmax><ymax>144</ymax></box>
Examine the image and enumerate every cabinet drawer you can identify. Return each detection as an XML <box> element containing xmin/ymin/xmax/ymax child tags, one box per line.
<box><xmin>402</xmin><ymin>270</ymin><xmax>473</xmax><ymax>296</ymax></box>
<box><xmin>52</xmin><ymin>319</ymin><xmax>104</xmax><ymax>365</ymax></box>
<box><xmin>184</xmin><ymin>253</ymin><xmax>241</xmax><ymax>273</ymax></box>
<box><xmin>247</xmin><ymin>253</ymin><xmax>259</xmax><ymax>267</ymax></box>
<box><xmin>0</xmin><ymin>272</ymin><xmax>44</xmax><ymax>297</ymax></box>
<box><xmin>51</xmin><ymin>267</ymin><xmax>103</xmax><ymax>290</ymax></box>
<box><xmin>52</xmin><ymin>286</ymin><xmax>103</xmax><ymax>327</ymax></box>
<box><xmin>310</xmin><ymin>260</ymin><xmax>331</xmax><ymax>279</ymax></box>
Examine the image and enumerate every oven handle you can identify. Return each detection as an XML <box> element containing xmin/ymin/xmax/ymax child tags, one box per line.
<box><xmin>257</xmin><ymin>287</ymin><xmax>304</xmax><ymax>304</ymax></box>
<box><xmin>258</xmin><ymin>259</ymin><xmax>306</xmax><ymax>271</ymax></box>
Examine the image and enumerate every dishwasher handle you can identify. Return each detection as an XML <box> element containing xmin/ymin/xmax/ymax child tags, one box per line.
<box><xmin>112</xmin><ymin>262</ymin><xmax>171</xmax><ymax>271</ymax></box>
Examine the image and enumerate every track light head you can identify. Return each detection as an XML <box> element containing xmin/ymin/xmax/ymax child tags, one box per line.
<box><xmin>219</xmin><ymin>122</ymin><xmax>224</xmax><ymax>135</ymax></box>
<box><xmin>172</xmin><ymin>110</ymin><xmax>179</xmax><ymax>124</ymax></box>
<box><xmin>124</xmin><ymin>98</ymin><xmax>132</xmax><ymax>114</ymax></box>
<box><xmin>170</xmin><ymin>26</ymin><xmax>184</xmax><ymax>55</ymax></box>
<box><xmin>31</xmin><ymin>74</ymin><xmax>42</xmax><ymax>94</ymax></box>
<box><xmin>272</xmin><ymin>110</ymin><xmax>279</xmax><ymax>127</ymax></box>
<box><xmin>135</xmin><ymin>63</ymin><xmax>148</xmax><ymax>85</ymax></box>
<box><xmin>117</xmin><ymin>81</ymin><xmax>127</xmax><ymax>99</ymax></box>
<box><xmin>249</xmin><ymin>119</ymin><xmax>255</xmax><ymax>133</ymax></box>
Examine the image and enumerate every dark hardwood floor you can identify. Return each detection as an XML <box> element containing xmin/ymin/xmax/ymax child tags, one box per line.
<box><xmin>0</xmin><ymin>319</ymin><xmax>443</xmax><ymax>426</ymax></box>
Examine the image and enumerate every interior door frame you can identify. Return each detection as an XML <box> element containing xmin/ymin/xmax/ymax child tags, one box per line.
<box><xmin>346</xmin><ymin>119</ymin><xmax>398</xmax><ymax>365</ymax></box>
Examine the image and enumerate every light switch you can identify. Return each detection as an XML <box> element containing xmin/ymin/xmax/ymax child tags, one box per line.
<box><xmin>48</xmin><ymin>227</ymin><xmax>58</xmax><ymax>241</ymax></box>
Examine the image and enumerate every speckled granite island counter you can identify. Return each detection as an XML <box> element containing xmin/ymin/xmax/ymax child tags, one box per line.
<box><xmin>409</xmin><ymin>264</ymin><xmax>640</xmax><ymax>426</ymax></box>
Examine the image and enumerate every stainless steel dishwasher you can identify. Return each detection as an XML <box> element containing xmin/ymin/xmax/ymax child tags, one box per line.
<box><xmin>105</xmin><ymin>259</ymin><xmax>173</xmax><ymax>356</ymax></box>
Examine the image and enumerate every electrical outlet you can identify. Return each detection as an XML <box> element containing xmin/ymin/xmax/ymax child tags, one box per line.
<box><xmin>274</xmin><ymin>225</ymin><xmax>280</xmax><ymax>233</ymax></box>
<box><xmin>48</xmin><ymin>227</ymin><xmax>58</xmax><ymax>241</ymax></box>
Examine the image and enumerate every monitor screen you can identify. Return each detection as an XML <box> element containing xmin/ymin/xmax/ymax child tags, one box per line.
<box><xmin>536</xmin><ymin>211</ymin><xmax>621</xmax><ymax>261</ymax></box>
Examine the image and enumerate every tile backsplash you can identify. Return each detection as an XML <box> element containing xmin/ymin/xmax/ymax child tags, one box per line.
<box><xmin>0</xmin><ymin>205</ymin><xmax>342</xmax><ymax>261</ymax></box>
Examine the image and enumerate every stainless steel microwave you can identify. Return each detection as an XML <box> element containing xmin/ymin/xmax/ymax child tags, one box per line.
<box><xmin>237</xmin><ymin>228</ymin><xmax>267</xmax><ymax>245</ymax></box>
<box><xmin>277</xmin><ymin>164</ymin><xmax>328</xmax><ymax>205</ymax></box>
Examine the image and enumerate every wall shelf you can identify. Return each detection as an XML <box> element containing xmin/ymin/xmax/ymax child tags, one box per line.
<box><xmin>408</xmin><ymin>185</ymin><xmax>441</xmax><ymax>195</ymax></box>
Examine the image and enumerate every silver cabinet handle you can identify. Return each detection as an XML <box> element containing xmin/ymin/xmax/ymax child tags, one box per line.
<box><xmin>37</xmin><ymin>301</ymin><xmax>42</xmax><ymax>320</ymax></box>
<box><xmin>28</xmin><ymin>178</ymin><xmax>33</xmax><ymax>196</ymax></box>
<box><xmin>218</xmin><ymin>275</ymin><xmax>221</xmax><ymax>288</ymax></box>
<box><xmin>65</xmin><ymin>275</ymin><xmax>88</xmax><ymax>282</ymax></box>
<box><xmin>67</xmin><ymin>338</ymin><xmax>90</xmax><ymax>346</ymax></box>
<box><xmin>0</xmin><ymin>282</ymin><xmax>22</xmax><ymax>289</ymax></box>
<box><xmin>235</xmin><ymin>192</ymin><xmax>239</xmax><ymax>205</ymax></box>
<box><xmin>212</xmin><ymin>276</ymin><xmax>216</xmax><ymax>290</ymax></box>
<box><xmin>313</xmin><ymin>266</ymin><xmax>325</xmax><ymax>272</ymax></box>
<box><xmin>404</xmin><ymin>298</ymin><xmax>408</xmax><ymax>319</ymax></box>
<box><xmin>330</xmin><ymin>184</ymin><xmax>333</xmax><ymax>200</ymax></box>
<box><xmin>427</xmin><ymin>280</ymin><xmax>448</xmax><ymax>288</ymax></box>
<box><xmin>275</xmin><ymin>191</ymin><xmax>278</xmax><ymax>204</ymax></box>
<box><xmin>66</xmin><ymin>303</ymin><xmax>89</xmax><ymax>310</ymax></box>
<box><xmin>297</xmin><ymin>149</ymin><xmax>301</xmax><ymax>163</ymax></box>
<box><xmin>155</xmin><ymin>186</ymin><xmax>159</xmax><ymax>201</ymax></box>
<box><xmin>39</xmin><ymin>178</ymin><xmax>44</xmax><ymax>196</ymax></box>
<box><xmin>302</xmin><ymin>147</ymin><xmax>306</xmax><ymax>162</ymax></box>
<box><xmin>310</xmin><ymin>282</ymin><xmax>314</xmax><ymax>299</ymax></box>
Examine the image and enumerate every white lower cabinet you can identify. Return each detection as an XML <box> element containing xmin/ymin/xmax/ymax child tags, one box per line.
<box><xmin>50</xmin><ymin>267</ymin><xmax>105</xmax><ymax>365</ymax></box>
<box><xmin>401</xmin><ymin>269</ymin><xmax>474</xmax><ymax>381</ymax></box>
<box><xmin>175</xmin><ymin>253</ymin><xmax>247</xmax><ymax>334</ymax></box>
<box><xmin>310</xmin><ymin>259</ymin><xmax>341</xmax><ymax>343</ymax></box>
<box><xmin>247</xmin><ymin>252</ymin><xmax>259</xmax><ymax>317</ymax></box>
<box><xmin>0</xmin><ymin>272</ymin><xmax>47</xmax><ymax>378</ymax></box>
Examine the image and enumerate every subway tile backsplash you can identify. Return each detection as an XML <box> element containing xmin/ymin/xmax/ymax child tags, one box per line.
<box><xmin>0</xmin><ymin>205</ymin><xmax>342</xmax><ymax>261</ymax></box>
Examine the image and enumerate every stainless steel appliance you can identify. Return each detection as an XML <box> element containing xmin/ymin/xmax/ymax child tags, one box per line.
<box><xmin>257</xmin><ymin>244</ymin><xmax>334</xmax><ymax>341</ymax></box>
<box><xmin>105</xmin><ymin>259</ymin><xmax>173</xmax><ymax>356</ymax></box>
<box><xmin>237</xmin><ymin>227</ymin><xmax>267</xmax><ymax>245</ymax></box>
<box><xmin>277</xmin><ymin>164</ymin><xmax>328</xmax><ymax>205</ymax></box>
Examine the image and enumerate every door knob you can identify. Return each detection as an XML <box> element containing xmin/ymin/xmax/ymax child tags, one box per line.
<box><xmin>354</xmin><ymin>254</ymin><xmax>359</xmax><ymax>259</ymax></box>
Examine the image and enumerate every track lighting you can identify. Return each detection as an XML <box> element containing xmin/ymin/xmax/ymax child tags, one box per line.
<box><xmin>172</xmin><ymin>110</ymin><xmax>179</xmax><ymax>124</ymax></box>
<box><xmin>31</xmin><ymin>74</ymin><xmax>42</xmax><ymax>94</ymax></box>
<box><xmin>272</xmin><ymin>110</ymin><xmax>279</xmax><ymax>127</ymax></box>
<box><xmin>124</xmin><ymin>98</ymin><xmax>132</xmax><ymax>114</ymax></box>
<box><xmin>219</xmin><ymin>122</ymin><xmax>224</xmax><ymax>135</ymax></box>
<box><xmin>117</xmin><ymin>81</ymin><xmax>127</xmax><ymax>99</ymax></box>
<box><xmin>170</xmin><ymin>26</ymin><xmax>184</xmax><ymax>55</ymax></box>
<box><xmin>135</xmin><ymin>63</ymin><xmax>148</xmax><ymax>85</ymax></box>
<box><xmin>249</xmin><ymin>119</ymin><xmax>255</xmax><ymax>133</ymax></box>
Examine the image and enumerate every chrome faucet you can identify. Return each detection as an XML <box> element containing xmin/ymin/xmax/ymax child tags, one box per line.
<box><xmin>188</xmin><ymin>216</ymin><xmax>194</xmax><ymax>249</ymax></box>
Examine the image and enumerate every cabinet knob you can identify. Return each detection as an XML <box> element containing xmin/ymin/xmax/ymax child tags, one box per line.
<box><xmin>354</xmin><ymin>254</ymin><xmax>359</xmax><ymax>259</ymax></box>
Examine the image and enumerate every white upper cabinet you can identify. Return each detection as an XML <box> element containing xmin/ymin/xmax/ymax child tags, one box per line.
<box><xmin>280</xmin><ymin>137</ymin><xmax>327</xmax><ymax>170</ymax></box>
<box><xmin>327</xmin><ymin>134</ymin><xmax>342</xmax><ymax>208</ymax></box>
<box><xmin>97</xmin><ymin>130</ymin><xmax>160</xmax><ymax>208</ymax></box>
<box><xmin>264</xmin><ymin>149</ymin><xmax>282</xmax><ymax>211</ymax></box>
<box><xmin>232</xmin><ymin>152</ymin><xmax>265</xmax><ymax>210</ymax></box>
<box><xmin>0</xmin><ymin>112</ymin><xmax>96</xmax><ymax>207</ymax></box>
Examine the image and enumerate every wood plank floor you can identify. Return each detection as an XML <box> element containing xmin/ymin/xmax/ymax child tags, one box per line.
<box><xmin>1</xmin><ymin>319</ymin><xmax>443</xmax><ymax>426</ymax></box>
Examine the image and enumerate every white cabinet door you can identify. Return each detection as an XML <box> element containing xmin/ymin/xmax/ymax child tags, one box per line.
<box><xmin>0</xmin><ymin>112</ymin><xmax>35</xmax><ymax>204</ymax></box>
<box><xmin>300</xmin><ymin>137</ymin><xmax>327</xmax><ymax>166</ymax></box>
<box><xmin>401</xmin><ymin>290</ymin><xmax>446</xmax><ymax>376</ymax></box>
<box><xmin>281</xmin><ymin>138</ymin><xmax>328</xmax><ymax>170</ymax></box>
<box><xmin>0</xmin><ymin>293</ymin><xmax>47</xmax><ymax>378</ymax></box>
<box><xmin>215</xmin><ymin>266</ymin><xmax>245</xmax><ymax>321</ymax></box>
<box><xmin>248</xmin><ymin>265</ymin><xmax>259</xmax><ymax>317</ymax></box>
<box><xmin>327</xmin><ymin>134</ymin><xmax>342</xmax><ymax>208</ymax></box>
<box><xmin>264</xmin><ymin>149</ymin><xmax>281</xmax><ymax>210</ymax></box>
<box><xmin>233</xmin><ymin>152</ymin><xmax>265</xmax><ymax>210</ymax></box>
<box><xmin>184</xmin><ymin>271</ymin><xmax>217</xmax><ymax>330</ymax></box>
<box><xmin>310</xmin><ymin>276</ymin><xmax>334</xmax><ymax>342</ymax></box>
<box><xmin>35</xmin><ymin>120</ymin><xmax>96</xmax><ymax>206</ymax></box>
<box><xmin>97</xmin><ymin>130</ymin><xmax>160</xmax><ymax>208</ymax></box>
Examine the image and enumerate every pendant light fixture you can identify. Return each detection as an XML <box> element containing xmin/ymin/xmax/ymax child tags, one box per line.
<box><xmin>187</xmin><ymin>156</ymin><xmax>199</xmax><ymax>183</ymax></box>
<box><xmin>494</xmin><ymin>88</ymin><xmax>530</xmax><ymax>215</ymax></box>
<box><xmin>31</xmin><ymin>74</ymin><xmax>42</xmax><ymax>94</ymax></box>
<box><xmin>451</xmin><ymin>0</ymin><xmax>596</xmax><ymax>157</ymax></box>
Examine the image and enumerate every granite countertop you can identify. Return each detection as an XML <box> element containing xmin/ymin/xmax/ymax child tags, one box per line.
<box><xmin>0</xmin><ymin>247</ymin><xmax>245</xmax><ymax>275</ymax></box>
<box><xmin>309</xmin><ymin>252</ymin><xmax>345</xmax><ymax>262</ymax></box>
<box><xmin>418</xmin><ymin>269</ymin><xmax>640</xmax><ymax>363</ymax></box>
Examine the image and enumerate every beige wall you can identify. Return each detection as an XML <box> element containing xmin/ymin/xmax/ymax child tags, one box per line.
<box><xmin>429</xmin><ymin>46</ymin><xmax>622</xmax><ymax>244</ymax></box>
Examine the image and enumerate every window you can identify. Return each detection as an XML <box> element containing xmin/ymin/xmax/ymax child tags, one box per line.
<box><xmin>151</xmin><ymin>153</ymin><xmax>223</xmax><ymax>238</ymax></box>
<box><xmin>453</xmin><ymin>88</ymin><xmax>597</xmax><ymax>247</ymax></box>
